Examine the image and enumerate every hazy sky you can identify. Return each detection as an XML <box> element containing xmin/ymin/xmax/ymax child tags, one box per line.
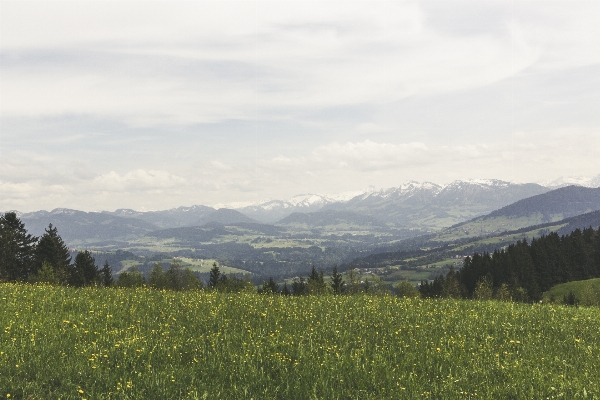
<box><xmin>1</xmin><ymin>1</ymin><xmax>599</xmax><ymax>212</ymax></box>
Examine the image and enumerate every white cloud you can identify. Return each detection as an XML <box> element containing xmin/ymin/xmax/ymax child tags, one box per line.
<box><xmin>1</xmin><ymin>1</ymin><xmax>586</xmax><ymax>125</ymax></box>
<box><xmin>1</xmin><ymin>1</ymin><xmax>599</xmax><ymax>212</ymax></box>
<box><xmin>92</xmin><ymin>169</ymin><xmax>187</xmax><ymax>192</ymax></box>
<box><xmin>311</xmin><ymin>140</ymin><xmax>429</xmax><ymax>170</ymax></box>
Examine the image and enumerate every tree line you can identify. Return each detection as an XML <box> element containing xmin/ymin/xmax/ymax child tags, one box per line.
<box><xmin>4</xmin><ymin>211</ymin><xmax>600</xmax><ymax>303</ymax></box>
<box><xmin>420</xmin><ymin>226</ymin><xmax>600</xmax><ymax>302</ymax></box>
<box><xmin>0</xmin><ymin>212</ymin><xmax>113</xmax><ymax>286</ymax></box>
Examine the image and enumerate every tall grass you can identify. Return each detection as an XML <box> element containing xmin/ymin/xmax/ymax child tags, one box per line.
<box><xmin>1</xmin><ymin>283</ymin><xmax>599</xmax><ymax>399</ymax></box>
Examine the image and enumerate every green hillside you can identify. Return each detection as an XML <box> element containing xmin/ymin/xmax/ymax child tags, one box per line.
<box><xmin>543</xmin><ymin>278</ymin><xmax>600</xmax><ymax>306</ymax></box>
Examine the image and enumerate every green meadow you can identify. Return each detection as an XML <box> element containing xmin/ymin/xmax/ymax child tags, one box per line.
<box><xmin>2</xmin><ymin>284</ymin><xmax>600</xmax><ymax>399</ymax></box>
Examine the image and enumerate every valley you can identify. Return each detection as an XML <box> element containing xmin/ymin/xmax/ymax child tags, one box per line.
<box><xmin>7</xmin><ymin>181</ymin><xmax>600</xmax><ymax>287</ymax></box>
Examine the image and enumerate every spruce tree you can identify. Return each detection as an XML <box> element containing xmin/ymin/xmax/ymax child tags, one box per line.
<box><xmin>0</xmin><ymin>212</ymin><xmax>37</xmax><ymax>281</ymax></box>
<box><xmin>330</xmin><ymin>265</ymin><xmax>344</xmax><ymax>294</ymax></box>
<box><xmin>72</xmin><ymin>250</ymin><xmax>99</xmax><ymax>287</ymax></box>
<box><xmin>149</xmin><ymin>263</ymin><xmax>167</xmax><ymax>289</ymax></box>
<box><xmin>33</xmin><ymin>224</ymin><xmax>72</xmax><ymax>284</ymax></box>
<box><xmin>165</xmin><ymin>259</ymin><xmax>184</xmax><ymax>291</ymax></box>
<box><xmin>100</xmin><ymin>261</ymin><xmax>114</xmax><ymax>287</ymax></box>
<box><xmin>209</xmin><ymin>262</ymin><xmax>221</xmax><ymax>288</ymax></box>
<box><xmin>266</xmin><ymin>277</ymin><xmax>279</xmax><ymax>293</ymax></box>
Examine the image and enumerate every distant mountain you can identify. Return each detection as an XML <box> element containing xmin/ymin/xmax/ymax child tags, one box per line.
<box><xmin>487</xmin><ymin>185</ymin><xmax>600</xmax><ymax>220</ymax></box>
<box><xmin>276</xmin><ymin>210</ymin><xmax>389</xmax><ymax>230</ymax></box>
<box><xmin>103</xmin><ymin>205</ymin><xmax>215</xmax><ymax>229</ymax></box>
<box><xmin>238</xmin><ymin>193</ymin><xmax>363</xmax><ymax>223</ymax></box>
<box><xmin>553</xmin><ymin>209</ymin><xmax>600</xmax><ymax>236</ymax></box>
<box><xmin>327</xmin><ymin>179</ymin><xmax>550</xmax><ymax>230</ymax></box>
<box><xmin>433</xmin><ymin>179</ymin><xmax>548</xmax><ymax>209</ymax></box>
<box><xmin>237</xmin><ymin>179</ymin><xmax>550</xmax><ymax>229</ymax></box>
<box><xmin>436</xmin><ymin>185</ymin><xmax>600</xmax><ymax>242</ymax></box>
<box><xmin>19</xmin><ymin>208</ymin><xmax>158</xmax><ymax>246</ymax></box>
<box><xmin>545</xmin><ymin>174</ymin><xmax>600</xmax><ymax>188</ymax></box>
<box><xmin>195</xmin><ymin>208</ymin><xmax>259</xmax><ymax>226</ymax></box>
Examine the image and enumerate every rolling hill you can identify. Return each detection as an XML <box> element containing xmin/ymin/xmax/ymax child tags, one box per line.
<box><xmin>434</xmin><ymin>186</ymin><xmax>600</xmax><ymax>242</ymax></box>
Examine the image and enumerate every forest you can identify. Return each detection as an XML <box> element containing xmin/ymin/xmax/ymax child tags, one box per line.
<box><xmin>2</xmin><ymin>211</ymin><xmax>600</xmax><ymax>304</ymax></box>
<box><xmin>421</xmin><ymin>226</ymin><xmax>600</xmax><ymax>303</ymax></box>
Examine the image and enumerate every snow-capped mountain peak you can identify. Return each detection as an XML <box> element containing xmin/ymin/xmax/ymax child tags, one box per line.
<box><xmin>544</xmin><ymin>175</ymin><xmax>600</xmax><ymax>188</ymax></box>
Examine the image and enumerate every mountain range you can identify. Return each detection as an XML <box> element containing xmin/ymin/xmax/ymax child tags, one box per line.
<box><xmin>5</xmin><ymin>179</ymin><xmax>600</xmax><ymax>280</ymax></box>
<box><xmin>6</xmin><ymin>178</ymin><xmax>599</xmax><ymax>249</ymax></box>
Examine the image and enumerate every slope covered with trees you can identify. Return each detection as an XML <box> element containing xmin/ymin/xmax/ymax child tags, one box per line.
<box><xmin>421</xmin><ymin>226</ymin><xmax>600</xmax><ymax>302</ymax></box>
<box><xmin>0</xmin><ymin>212</ymin><xmax>109</xmax><ymax>287</ymax></box>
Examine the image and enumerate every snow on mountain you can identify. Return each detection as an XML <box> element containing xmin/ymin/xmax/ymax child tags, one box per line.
<box><xmin>588</xmin><ymin>174</ymin><xmax>600</xmax><ymax>188</ymax></box>
<box><xmin>351</xmin><ymin>181</ymin><xmax>442</xmax><ymax>202</ymax></box>
<box><xmin>324</xmin><ymin>188</ymin><xmax>373</xmax><ymax>202</ymax></box>
<box><xmin>544</xmin><ymin>175</ymin><xmax>600</xmax><ymax>188</ymax></box>
<box><xmin>545</xmin><ymin>176</ymin><xmax>592</xmax><ymax>188</ymax></box>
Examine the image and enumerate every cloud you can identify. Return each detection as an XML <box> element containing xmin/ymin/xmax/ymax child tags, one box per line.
<box><xmin>92</xmin><ymin>169</ymin><xmax>187</xmax><ymax>192</ymax></box>
<box><xmin>312</xmin><ymin>140</ymin><xmax>429</xmax><ymax>170</ymax></box>
<box><xmin>2</xmin><ymin>1</ymin><xmax>588</xmax><ymax>126</ymax></box>
<box><xmin>1</xmin><ymin>2</ymin><xmax>599</xmax><ymax>212</ymax></box>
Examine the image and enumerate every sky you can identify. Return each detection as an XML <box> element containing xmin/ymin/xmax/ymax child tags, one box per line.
<box><xmin>1</xmin><ymin>1</ymin><xmax>599</xmax><ymax>212</ymax></box>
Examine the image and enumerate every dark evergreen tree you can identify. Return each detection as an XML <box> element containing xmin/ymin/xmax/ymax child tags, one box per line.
<box><xmin>291</xmin><ymin>276</ymin><xmax>306</xmax><ymax>295</ymax></box>
<box><xmin>281</xmin><ymin>282</ymin><xmax>291</xmax><ymax>296</ymax></box>
<box><xmin>330</xmin><ymin>265</ymin><xmax>344</xmax><ymax>294</ymax></box>
<box><xmin>100</xmin><ymin>260</ymin><xmax>114</xmax><ymax>287</ymax></box>
<box><xmin>165</xmin><ymin>259</ymin><xmax>184</xmax><ymax>291</ymax></box>
<box><xmin>262</xmin><ymin>277</ymin><xmax>279</xmax><ymax>294</ymax></box>
<box><xmin>307</xmin><ymin>266</ymin><xmax>327</xmax><ymax>294</ymax></box>
<box><xmin>209</xmin><ymin>262</ymin><xmax>221</xmax><ymax>288</ymax></box>
<box><xmin>33</xmin><ymin>224</ymin><xmax>72</xmax><ymax>284</ymax></box>
<box><xmin>0</xmin><ymin>212</ymin><xmax>37</xmax><ymax>281</ymax></box>
<box><xmin>149</xmin><ymin>263</ymin><xmax>167</xmax><ymax>289</ymax></box>
<box><xmin>441</xmin><ymin>266</ymin><xmax>463</xmax><ymax>298</ymax></box>
<box><xmin>72</xmin><ymin>250</ymin><xmax>99</xmax><ymax>287</ymax></box>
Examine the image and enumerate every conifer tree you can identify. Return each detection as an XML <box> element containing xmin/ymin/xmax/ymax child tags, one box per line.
<box><xmin>0</xmin><ymin>212</ymin><xmax>37</xmax><ymax>281</ymax></box>
<box><xmin>72</xmin><ymin>250</ymin><xmax>99</xmax><ymax>287</ymax></box>
<box><xmin>307</xmin><ymin>266</ymin><xmax>327</xmax><ymax>294</ymax></box>
<box><xmin>330</xmin><ymin>265</ymin><xmax>344</xmax><ymax>294</ymax></box>
<box><xmin>264</xmin><ymin>277</ymin><xmax>279</xmax><ymax>293</ymax></box>
<box><xmin>33</xmin><ymin>224</ymin><xmax>72</xmax><ymax>284</ymax></box>
<box><xmin>165</xmin><ymin>259</ymin><xmax>184</xmax><ymax>291</ymax></box>
<box><xmin>209</xmin><ymin>262</ymin><xmax>221</xmax><ymax>288</ymax></box>
<box><xmin>100</xmin><ymin>260</ymin><xmax>114</xmax><ymax>287</ymax></box>
<box><xmin>149</xmin><ymin>263</ymin><xmax>167</xmax><ymax>289</ymax></box>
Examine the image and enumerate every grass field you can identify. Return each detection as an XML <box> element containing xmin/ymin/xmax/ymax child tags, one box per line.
<box><xmin>543</xmin><ymin>278</ymin><xmax>600</xmax><ymax>306</ymax></box>
<box><xmin>2</xmin><ymin>284</ymin><xmax>599</xmax><ymax>399</ymax></box>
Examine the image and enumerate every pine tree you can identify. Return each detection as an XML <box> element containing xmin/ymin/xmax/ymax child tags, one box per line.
<box><xmin>33</xmin><ymin>224</ymin><xmax>72</xmax><ymax>284</ymax></box>
<box><xmin>165</xmin><ymin>259</ymin><xmax>184</xmax><ymax>291</ymax></box>
<box><xmin>291</xmin><ymin>276</ymin><xmax>306</xmax><ymax>295</ymax></box>
<box><xmin>0</xmin><ymin>212</ymin><xmax>37</xmax><ymax>281</ymax></box>
<box><xmin>307</xmin><ymin>266</ymin><xmax>327</xmax><ymax>294</ymax></box>
<box><xmin>149</xmin><ymin>263</ymin><xmax>167</xmax><ymax>289</ymax></box>
<box><xmin>330</xmin><ymin>265</ymin><xmax>344</xmax><ymax>294</ymax></box>
<box><xmin>100</xmin><ymin>261</ymin><xmax>114</xmax><ymax>287</ymax></box>
<box><xmin>72</xmin><ymin>250</ymin><xmax>99</xmax><ymax>287</ymax></box>
<box><xmin>209</xmin><ymin>262</ymin><xmax>221</xmax><ymax>288</ymax></box>
<box><xmin>442</xmin><ymin>266</ymin><xmax>462</xmax><ymax>299</ymax></box>
<box><xmin>281</xmin><ymin>282</ymin><xmax>291</xmax><ymax>296</ymax></box>
<box><xmin>264</xmin><ymin>277</ymin><xmax>279</xmax><ymax>294</ymax></box>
